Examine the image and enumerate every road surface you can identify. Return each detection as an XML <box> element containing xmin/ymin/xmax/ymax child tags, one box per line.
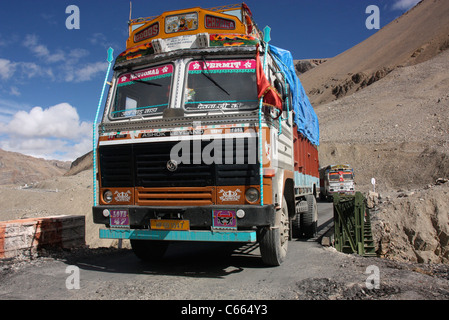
<box><xmin>1</xmin><ymin>201</ymin><xmax>448</xmax><ymax>304</ymax></box>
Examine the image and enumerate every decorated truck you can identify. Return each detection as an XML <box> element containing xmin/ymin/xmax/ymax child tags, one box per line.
<box><xmin>92</xmin><ymin>3</ymin><xmax>320</xmax><ymax>266</ymax></box>
<box><xmin>319</xmin><ymin>164</ymin><xmax>355</xmax><ymax>200</ymax></box>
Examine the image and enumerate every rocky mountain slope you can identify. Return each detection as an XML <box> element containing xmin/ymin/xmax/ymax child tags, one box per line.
<box><xmin>312</xmin><ymin>2</ymin><xmax>449</xmax><ymax>264</ymax></box>
<box><xmin>0</xmin><ymin>149</ymin><xmax>70</xmax><ymax>186</ymax></box>
<box><xmin>300</xmin><ymin>0</ymin><xmax>449</xmax><ymax>106</ymax></box>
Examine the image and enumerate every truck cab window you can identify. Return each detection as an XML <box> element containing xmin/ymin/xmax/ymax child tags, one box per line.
<box><xmin>184</xmin><ymin>59</ymin><xmax>258</xmax><ymax>112</ymax></box>
<box><xmin>111</xmin><ymin>64</ymin><xmax>173</xmax><ymax>119</ymax></box>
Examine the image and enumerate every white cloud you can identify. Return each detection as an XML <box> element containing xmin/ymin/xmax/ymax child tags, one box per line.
<box><xmin>67</xmin><ymin>48</ymin><xmax>90</xmax><ymax>62</ymax></box>
<box><xmin>0</xmin><ymin>103</ymin><xmax>93</xmax><ymax>160</ymax></box>
<box><xmin>90</xmin><ymin>33</ymin><xmax>108</xmax><ymax>47</ymax></box>
<box><xmin>9</xmin><ymin>86</ymin><xmax>20</xmax><ymax>96</ymax></box>
<box><xmin>392</xmin><ymin>0</ymin><xmax>421</xmax><ymax>11</ymax></box>
<box><xmin>75</xmin><ymin>62</ymin><xmax>108</xmax><ymax>82</ymax></box>
<box><xmin>6</xmin><ymin>103</ymin><xmax>91</xmax><ymax>139</ymax></box>
<box><xmin>0</xmin><ymin>58</ymin><xmax>17</xmax><ymax>80</ymax></box>
<box><xmin>62</xmin><ymin>61</ymin><xmax>108</xmax><ymax>83</ymax></box>
<box><xmin>0</xmin><ymin>58</ymin><xmax>53</xmax><ymax>82</ymax></box>
<box><xmin>23</xmin><ymin>34</ymin><xmax>65</xmax><ymax>64</ymax></box>
<box><xmin>2</xmin><ymin>35</ymin><xmax>106</xmax><ymax>84</ymax></box>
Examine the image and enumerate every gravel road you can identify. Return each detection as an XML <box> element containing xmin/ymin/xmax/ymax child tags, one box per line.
<box><xmin>1</xmin><ymin>202</ymin><xmax>448</xmax><ymax>303</ymax></box>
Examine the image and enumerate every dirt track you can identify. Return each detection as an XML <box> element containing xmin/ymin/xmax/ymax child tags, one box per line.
<box><xmin>1</xmin><ymin>213</ymin><xmax>449</xmax><ymax>301</ymax></box>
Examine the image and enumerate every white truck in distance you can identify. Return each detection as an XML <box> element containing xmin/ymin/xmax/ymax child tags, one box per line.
<box><xmin>319</xmin><ymin>164</ymin><xmax>355</xmax><ymax>200</ymax></box>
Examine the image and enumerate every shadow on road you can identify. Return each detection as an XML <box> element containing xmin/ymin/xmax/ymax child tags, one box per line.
<box><xmin>69</xmin><ymin>242</ymin><xmax>267</xmax><ymax>279</ymax></box>
<box><xmin>56</xmin><ymin>202</ymin><xmax>335</xmax><ymax>279</ymax></box>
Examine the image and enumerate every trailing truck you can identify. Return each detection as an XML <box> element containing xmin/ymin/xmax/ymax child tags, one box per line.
<box><xmin>92</xmin><ymin>3</ymin><xmax>320</xmax><ymax>266</ymax></box>
<box><xmin>319</xmin><ymin>164</ymin><xmax>355</xmax><ymax>200</ymax></box>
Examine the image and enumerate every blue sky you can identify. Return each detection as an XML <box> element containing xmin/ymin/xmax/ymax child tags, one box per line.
<box><xmin>0</xmin><ymin>0</ymin><xmax>420</xmax><ymax>161</ymax></box>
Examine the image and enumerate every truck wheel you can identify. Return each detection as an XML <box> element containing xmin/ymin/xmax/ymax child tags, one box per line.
<box><xmin>258</xmin><ymin>197</ymin><xmax>289</xmax><ymax>266</ymax></box>
<box><xmin>130</xmin><ymin>240</ymin><xmax>169</xmax><ymax>262</ymax></box>
<box><xmin>291</xmin><ymin>211</ymin><xmax>301</xmax><ymax>239</ymax></box>
<box><xmin>300</xmin><ymin>194</ymin><xmax>318</xmax><ymax>238</ymax></box>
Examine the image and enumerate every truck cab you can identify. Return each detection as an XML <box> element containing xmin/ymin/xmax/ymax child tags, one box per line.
<box><xmin>319</xmin><ymin>164</ymin><xmax>355</xmax><ymax>200</ymax></box>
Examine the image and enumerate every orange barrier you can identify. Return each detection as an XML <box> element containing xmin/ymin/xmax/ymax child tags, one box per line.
<box><xmin>0</xmin><ymin>215</ymin><xmax>85</xmax><ymax>259</ymax></box>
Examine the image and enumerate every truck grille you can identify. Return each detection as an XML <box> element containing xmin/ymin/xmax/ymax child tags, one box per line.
<box><xmin>99</xmin><ymin>139</ymin><xmax>259</xmax><ymax>189</ymax></box>
<box><xmin>136</xmin><ymin>187</ymin><xmax>215</xmax><ymax>206</ymax></box>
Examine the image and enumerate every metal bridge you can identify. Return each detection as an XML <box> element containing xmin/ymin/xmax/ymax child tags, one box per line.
<box><xmin>333</xmin><ymin>192</ymin><xmax>376</xmax><ymax>257</ymax></box>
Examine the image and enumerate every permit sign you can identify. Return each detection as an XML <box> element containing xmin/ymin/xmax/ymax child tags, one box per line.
<box><xmin>110</xmin><ymin>209</ymin><xmax>130</xmax><ymax>228</ymax></box>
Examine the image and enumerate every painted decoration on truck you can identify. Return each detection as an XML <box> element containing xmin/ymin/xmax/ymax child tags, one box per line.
<box><xmin>117</xmin><ymin>64</ymin><xmax>173</xmax><ymax>86</ymax></box>
<box><xmin>212</xmin><ymin>210</ymin><xmax>237</xmax><ymax>230</ymax></box>
<box><xmin>218</xmin><ymin>188</ymin><xmax>242</xmax><ymax>202</ymax></box>
<box><xmin>165</xmin><ymin>12</ymin><xmax>198</xmax><ymax>33</ymax></box>
<box><xmin>188</xmin><ymin>59</ymin><xmax>256</xmax><ymax>72</ymax></box>
<box><xmin>116</xmin><ymin>42</ymin><xmax>155</xmax><ymax>63</ymax></box>
<box><xmin>134</xmin><ymin>22</ymin><xmax>159</xmax><ymax>43</ymax></box>
<box><xmin>209</xmin><ymin>34</ymin><xmax>259</xmax><ymax>47</ymax></box>
<box><xmin>185</xmin><ymin>59</ymin><xmax>259</xmax><ymax>112</ymax></box>
<box><xmin>205</xmin><ymin>15</ymin><xmax>236</xmax><ymax>30</ymax></box>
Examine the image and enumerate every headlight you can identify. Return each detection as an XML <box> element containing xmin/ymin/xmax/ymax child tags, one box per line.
<box><xmin>103</xmin><ymin>190</ymin><xmax>113</xmax><ymax>203</ymax></box>
<box><xmin>245</xmin><ymin>188</ymin><xmax>259</xmax><ymax>203</ymax></box>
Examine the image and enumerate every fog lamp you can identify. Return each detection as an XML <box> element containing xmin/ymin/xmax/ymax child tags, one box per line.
<box><xmin>245</xmin><ymin>188</ymin><xmax>259</xmax><ymax>203</ymax></box>
<box><xmin>103</xmin><ymin>190</ymin><xmax>113</xmax><ymax>203</ymax></box>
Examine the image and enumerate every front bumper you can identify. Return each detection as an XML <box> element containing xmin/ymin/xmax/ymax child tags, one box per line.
<box><xmin>93</xmin><ymin>204</ymin><xmax>276</xmax><ymax>228</ymax></box>
<box><xmin>93</xmin><ymin>205</ymin><xmax>275</xmax><ymax>243</ymax></box>
<box><xmin>99</xmin><ymin>228</ymin><xmax>257</xmax><ymax>242</ymax></box>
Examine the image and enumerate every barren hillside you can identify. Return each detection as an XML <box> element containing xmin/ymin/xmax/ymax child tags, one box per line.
<box><xmin>0</xmin><ymin>149</ymin><xmax>70</xmax><ymax>186</ymax></box>
<box><xmin>317</xmin><ymin>48</ymin><xmax>449</xmax><ymax>191</ymax></box>
<box><xmin>300</xmin><ymin>0</ymin><xmax>449</xmax><ymax>106</ymax></box>
<box><xmin>315</xmin><ymin>47</ymin><xmax>449</xmax><ymax>264</ymax></box>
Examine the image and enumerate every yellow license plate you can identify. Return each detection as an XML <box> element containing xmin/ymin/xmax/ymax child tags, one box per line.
<box><xmin>150</xmin><ymin>219</ymin><xmax>190</xmax><ymax>231</ymax></box>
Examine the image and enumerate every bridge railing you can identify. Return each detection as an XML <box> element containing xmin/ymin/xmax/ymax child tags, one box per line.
<box><xmin>333</xmin><ymin>192</ymin><xmax>376</xmax><ymax>257</ymax></box>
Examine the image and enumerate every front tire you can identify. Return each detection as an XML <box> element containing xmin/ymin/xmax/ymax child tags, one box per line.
<box><xmin>258</xmin><ymin>197</ymin><xmax>290</xmax><ymax>266</ymax></box>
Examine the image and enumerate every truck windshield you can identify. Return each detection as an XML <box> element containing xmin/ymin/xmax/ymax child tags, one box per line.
<box><xmin>111</xmin><ymin>64</ymin><xmax>173</xmax><ymax>118</ymax></box>
<box><xmin>184</xmin><ymin>59</ymin><xmax>258</xmax><ymax>112</ymax></box>
<box><xmin>330</xmin><ymin>172</ymin><xmax>353</xmax><ymax>181</ymax></box>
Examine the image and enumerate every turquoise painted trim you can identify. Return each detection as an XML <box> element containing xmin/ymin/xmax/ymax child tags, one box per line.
<box><xmin>93</xmin><ymin>48</ymin><xmax>114</xmax><ymax>207</ymax></box>
<box><xmin>99</xmin><ymin>229</ymin><xmax>257</xmax><ymax>243</ymax></box>
<box><xmin>294</xmin><ymin>171</ymin><xmax>320</xmax><ymax>189</ymax></box>
<box><xmin>117</xmin><ymin>73</ymin><xmax>172</xmax><ymax>87</ymax></box>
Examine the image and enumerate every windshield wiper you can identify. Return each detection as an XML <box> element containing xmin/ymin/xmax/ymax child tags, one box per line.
<box><xmin>201</xmin><ymin>57</ymin><xmax>230</xmax><ymax>96</ymax></box>
<box><xmin>130</xmin><ymin>72</ymin><xmax>162</xmax><ymax>87</ymax></box>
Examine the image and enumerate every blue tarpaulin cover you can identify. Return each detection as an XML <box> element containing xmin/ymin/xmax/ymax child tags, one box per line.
<box><xmin>269</xmin><ymin>45</ymin><xmax>320</xmax><ymax>146</ymax></box>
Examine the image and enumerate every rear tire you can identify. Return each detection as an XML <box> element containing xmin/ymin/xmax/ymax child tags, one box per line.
<box><xmin>130</xmin><ymin>240</ymin><xmax>169</xmax><ymax>262</ymax></box>
<box><xmin>258</xmin><ymin>197</ymin><xmax>290</xmax><ymax>266</ymax></box>
<box><xmin>300</xmin><ymin>195</ymin><xmax>318</xmax><ymax>238</ymax></box>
